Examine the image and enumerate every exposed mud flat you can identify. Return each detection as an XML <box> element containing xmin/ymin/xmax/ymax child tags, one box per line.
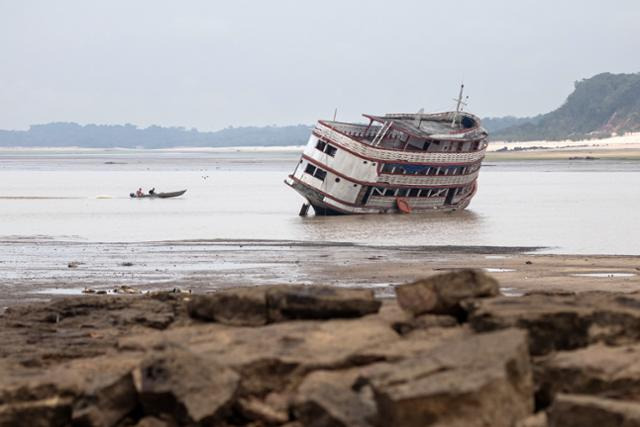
<box><xmin>1</xmin><ymin>238</ymin><xmax>639</xmax><ymax>310</ymax></box>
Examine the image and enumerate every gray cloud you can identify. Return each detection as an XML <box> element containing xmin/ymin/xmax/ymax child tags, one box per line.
<box><xmin>1</xmin><ymin>0</ymin><xmax>638</xmax><ymax>130</ymax></box>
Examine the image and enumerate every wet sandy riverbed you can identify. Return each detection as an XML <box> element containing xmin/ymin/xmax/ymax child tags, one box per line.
<box><xmin>1</xmin><ymin>238</ymin><xmax>638</xmax><ymax>309</ymax></box>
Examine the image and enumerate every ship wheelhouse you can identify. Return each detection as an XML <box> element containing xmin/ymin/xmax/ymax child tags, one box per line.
<box><xmin>285</xmin><ymin>110</ymin><xmax>488</xmax><ymax>215</ymax></box>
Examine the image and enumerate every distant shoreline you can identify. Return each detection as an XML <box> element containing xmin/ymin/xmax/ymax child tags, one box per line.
<box><xmin>0</xmin><ymin>145</ymin><xmax>306</xmax><ymax>153</ymax></box>
<box><xmin>2</xmin><ymin>129</ymin><xmax>640</xmax><ymax>162</ymax></box>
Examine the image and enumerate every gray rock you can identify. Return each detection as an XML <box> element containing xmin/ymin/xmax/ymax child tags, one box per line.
<box><xmin>133</xmin><ymin>347</ymin><xmax>239</xmax><ymax>425</ymax></box>
<box><xmin>396</xmin><ymin>270</ymin><xmax>499</xmax><ymax>317</ymax></box>
<box><xmin>238</xmin><ymin>395</ymin><xmax>289</xmax><ymax>425</ymax></box>
<box><xmin>133</xmin><ymin>416</ymin><xmax>175</xmax><ymax>427</ymax></box>
<box><xmin>0</xmin><ymin>354</ymin><xmax>140</xmax><ymax>427</ymax></box>
<box><xmin>516</xmin><ymin>412</ymin><xmax>548</xmax><ymax>427</ymax></box>
<box><xmin>187</xmin><ymin>286</ymin><xmax>382</xmax><ymax>326</ymax></box>
<box><xmin>537</xmin><ymin>343</ymin><xmax>640</xmax><ymax>405</ymax></box>
<box><xmin>187</xmin><ymin>288</ymin><xmax>268</xmax><ymax>326</ymax></box>
<box><xmin>391</xmin><ymin>313</ymin><xmax>458</xmax><ymax>336</ymax></box>
<box><xmin>120</xmin><ymin>316</ymin><xmax>402</xmax><ymax>396</ymax></box>
<box><xmin>71</xmin><ymin>368</ymin><xmax>138</xmax><ymax>427</ymax></box>
<box><xmin>359</xmin><ymin>328</ymin><xmax>533</xmax><ymax>427</ymax></box>
<box><xmin>293</xmin><ymin>369</ymin><xmax>376</xmax><ymax>427</ymax></box>
<box><xmin>468</xmin><ymin>292</ymin><xmax>640</xmax><ymax>356</ymax></box>
<box><xmin>266</xmin><ymin>286</ymin><xmax>381</xmax><ymax>321</ymax></box>
<box><xmin>0</xmin><ymin>396</ymin><xmax>72</xmax><ymax>427</ymax></box>
<box><xmin>548</xmin><ymin>394</ymin><xmax>640</xmax><ymax>427</ymax></box>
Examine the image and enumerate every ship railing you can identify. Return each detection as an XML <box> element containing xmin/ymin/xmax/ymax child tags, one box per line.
<box><xmin>314</xmin><ymin>122</ymin><xmax>487</xmax><ymax>164</ymax></box>
<box><xmin>379</xmin><ymin>170</ymin><xmax>480</xmax><ymax>186</ymax></box>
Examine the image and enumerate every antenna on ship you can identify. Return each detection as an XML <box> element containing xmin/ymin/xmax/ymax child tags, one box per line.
<box><xmin>333</xmin><ymin>108</ymin><xmax>338</xmax><ymax>121</ymax></box>
<box><xmin>451</xmin><ymin>83</ymin><xmax>468</xmax><ymax>127</ymax></box>
<box><xmin>414</xmin><ymin>108</ymin><xmax>424</xmax><ymax>128</ymax></box>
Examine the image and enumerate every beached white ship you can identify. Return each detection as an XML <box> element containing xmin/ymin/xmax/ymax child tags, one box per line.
<box><xmin>285</xmin><ymin>87</ymin><xmax>488</xmax><ymax>215</ymax></box>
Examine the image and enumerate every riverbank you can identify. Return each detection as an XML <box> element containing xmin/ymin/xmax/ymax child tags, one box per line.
<box><xmin>3</xmin><ymin>272</ymin><xmax>640</xmax><ymax>425</ymax></box>
<box><xmin>486</xmin><ymin>132</ymin><xmax>640</xmax><ymax>160</ymax></box>
<box><xmin>486</xmin><ymin>147</ymin><xmax>640</xmax><ymax>161</ymax></box>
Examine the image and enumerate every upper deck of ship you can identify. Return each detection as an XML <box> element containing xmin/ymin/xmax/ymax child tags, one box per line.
<box><xmin>365</xmin><ymin>112</ymin><xmax>483</xmax><ymax>139</ymax></box>
<box><xmin>315</xmin><ymin>111</ymin><xmax>488</xmax><ymax>157</ymax></box>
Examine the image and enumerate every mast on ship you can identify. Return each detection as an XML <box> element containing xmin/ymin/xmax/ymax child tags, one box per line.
<box><xmin>451</xmin><ymin>84</ymin><xmax>468</xmax><ymax>127</ymax></box>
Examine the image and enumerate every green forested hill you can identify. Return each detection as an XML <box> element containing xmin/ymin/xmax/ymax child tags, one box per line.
<box><xmin>489</xmin><ymin>72</ymin><xmax>640</xmax><ymax>141</ymax></box>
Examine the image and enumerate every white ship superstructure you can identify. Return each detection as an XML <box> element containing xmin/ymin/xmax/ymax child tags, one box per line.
<box><xmin>285</xmin><ymin>93</ymin><xmax>488</xmax><ymax>215</ymax></box>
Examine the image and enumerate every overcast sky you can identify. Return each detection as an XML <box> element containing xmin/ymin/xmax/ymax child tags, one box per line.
<box><xmin>1</xmin><ymin>0</ymin><xmax>638</xmax><ymax>131</ymax></box>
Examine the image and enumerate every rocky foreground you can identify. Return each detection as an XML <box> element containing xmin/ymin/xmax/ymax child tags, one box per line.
<box><xmin>2</xmin><ymin>270</ymin><xmax>640</xmax><ymax>426</ymax></box>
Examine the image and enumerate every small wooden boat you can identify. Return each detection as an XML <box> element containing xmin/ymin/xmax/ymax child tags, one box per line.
<box><xmin>129</xmin><ymin>190</ymin><xmax>187</xmax><ymax>199</ymax></box>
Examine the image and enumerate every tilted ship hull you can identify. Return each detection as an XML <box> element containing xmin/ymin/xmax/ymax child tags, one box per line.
<box><xmin>285</xmin><ymin>109</ymin><xmax>488</xmax><ymax>215</ymax></box>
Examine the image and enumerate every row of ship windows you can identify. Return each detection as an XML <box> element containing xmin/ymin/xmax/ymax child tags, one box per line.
<box><xmin>314</xmin><ymin>139</ymin><xmax>479</xmax><ymax>176</ymax></box>
<box><xmin>303</xmin><ymin>162</ymin><xmax>473</xmax><ymax>199</ymax></box>
<box><xmin>371</xmin><ymin>187</ymin><xmax>447</xmax><ymax>198</ymax></box>
<box><xmin>371</xmin><ymin>185</ymin><xmax>472</xmax><ymax>199</ymax></box>
<box><xmin>380</xmin><ymin>163</ymin><xmax>480</xmax><ymax>176</ymax></box>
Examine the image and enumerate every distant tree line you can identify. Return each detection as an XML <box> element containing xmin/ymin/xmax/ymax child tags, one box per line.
<box><xmin>0</xmin><ymin>123</ymin><xmax>313</xmax><ymax>148</ymax></box>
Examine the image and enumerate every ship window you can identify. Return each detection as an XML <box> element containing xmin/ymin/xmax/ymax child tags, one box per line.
<box><xmin>304</xmin><ymin>163</ymin><xmax>327</xmax><ymax>181</ymax></box>
<box><xmin>314</xmin><ymin>168</ymin><xmax>327</xmax><ymax>181</ymax></box>
<box><xmin>324</xmin><ymin>145</ymin><xmax>337</xmax><ymax>157</ymax></box>
<box><xmin>335</xmin><ymin>177</ymin><xmax>341</xmax><ymax>183</ymax></box>
<box><xmin>315</xmin><ymin>140</ymin><xmax>327</xmax><ymax>152</ymax></box>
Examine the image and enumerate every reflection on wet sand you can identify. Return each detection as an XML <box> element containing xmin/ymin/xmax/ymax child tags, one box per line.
<box><xmin>298</xmin><ymin>210</ymin><xmax>483</xmax><ymax>243</ymax></box>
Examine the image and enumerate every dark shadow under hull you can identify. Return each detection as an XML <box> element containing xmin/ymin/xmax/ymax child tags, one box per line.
<box><xmin>309</xmin><ymin>203</ymin><xmax>345</xmax><ymax>216</ymax></box>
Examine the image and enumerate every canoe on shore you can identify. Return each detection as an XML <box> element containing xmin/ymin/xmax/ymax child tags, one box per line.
<box><xmin>129</xmin><ymin>190</ymin><xmax>187</xmax><ymax>199</ymax></box>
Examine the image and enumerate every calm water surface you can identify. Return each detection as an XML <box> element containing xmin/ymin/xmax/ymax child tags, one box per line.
<box><xmin>0</xmin><ymin>149</ymin><xmax>638</xmax><ymax>254</ymax></box>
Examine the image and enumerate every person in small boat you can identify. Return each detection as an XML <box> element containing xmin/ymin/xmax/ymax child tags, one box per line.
<box><xmin>136</xmin><ymin>188</ymin><xmax>144</xmax><ymax>197</ymax></box>
<box><xmin>149</xmin><ymin>188</ymin><xmax>156</xmax><ymax>195</ymax></box>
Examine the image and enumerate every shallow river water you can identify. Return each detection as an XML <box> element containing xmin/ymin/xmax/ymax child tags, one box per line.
<box><xmin>0</xmin><ymin>148</ymin><xmax>639</xmax><ymax>255</ymax></box>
